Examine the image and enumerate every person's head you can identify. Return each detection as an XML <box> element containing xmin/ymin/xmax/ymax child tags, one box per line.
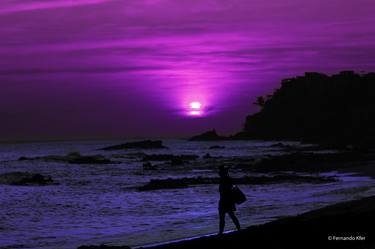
<box><xmin>218</xmin><ymin>166</ymin><xmax>229</xmax><ymax>178</ymax></box>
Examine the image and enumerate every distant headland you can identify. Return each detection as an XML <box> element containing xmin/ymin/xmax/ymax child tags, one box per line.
<box><xmin>191</xmin><ymin>71</ymin><xmax>375</xmax><ymax>147</ymax></box>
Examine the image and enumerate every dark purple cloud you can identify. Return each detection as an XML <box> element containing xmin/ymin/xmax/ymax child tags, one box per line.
<box><xmin>1</xmin><ymin>0</ymin><xmax>375</xmax><ymax>141</ymax></box>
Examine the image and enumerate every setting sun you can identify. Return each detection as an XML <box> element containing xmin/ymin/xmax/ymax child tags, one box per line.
<box><xmin>190</xmin><ymin>102</ymin><xmax>202</xmax><ymax>109</ymax></box>
<box><xmin>188</xmin><ymin>102</ymin><xmax>203</xmax><ymax>116</ymax></box>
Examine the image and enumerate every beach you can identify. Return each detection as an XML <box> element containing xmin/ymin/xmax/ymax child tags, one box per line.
<box><xmin>145</xmin><ymin>195</ymin><xmax>375</xmax><ymax>249</ymax></box>
<box><xmin>78</xmin><ymin>195</ymin><xmax>375</xmax><ymax>249</ymax></box>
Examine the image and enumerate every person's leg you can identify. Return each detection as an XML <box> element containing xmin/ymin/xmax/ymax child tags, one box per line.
<box><xmin>228</xmin><ymin>211</ymin><xmax>241</xmax><ymax>231</ymax></box>
<box><xmin>219</xmin><ymin>209</ymin><xmax>225</xmax><ymax>234</ymax></box>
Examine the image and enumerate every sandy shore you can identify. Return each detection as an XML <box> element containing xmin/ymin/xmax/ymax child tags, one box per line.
<box><xmin>78</xmin><ymin>195</ymin><xmax>375</xmax><ymax>249</ymax></box>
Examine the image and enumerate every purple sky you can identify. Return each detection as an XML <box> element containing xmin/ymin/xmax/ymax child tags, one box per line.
<box><xmin>1</xmin><ymin>0</ymin><xmax>375</xmax><ymax>141</ymax></box>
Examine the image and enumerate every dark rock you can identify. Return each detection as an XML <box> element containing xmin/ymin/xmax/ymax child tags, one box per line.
<box><xmin>189</xmin><ymin>129</ymin><xmax>226</xmax><ymax>141</ymax></box>
<box><xmin>209</xmin><ymin>145</ymin><xmax>226</xmax><ymax>149</ymax></box>
<box><xmin>269</xmin><ymin>143</ymin><xmax>296</xmax><ymax>151</ymax></box>
<box><xmin>202</xmin><ymin>153</ymin><xmax>212</xmax><ymax>159</ymax></box>
<box><xmin>100</xmin><ymin>140</ymin><xmax>167</xmax><ymax>150</ymax></box>
<box><xmin>142</xmin><ymin>154</ymin><xmax>198</xmax><ymax>162</ymax></box>
<box><xmin>170</xmin><ymin>158</ymin><xmax>185</xmax><ymax>165</ymax></box>
<box><xmin>270</xmin><ymin>142</ymin><xmax>287</xmax><ymax>147</ymax></box>
<box><xmin>0</xmin><ymin>172</ymin><xmax>55</xmax><ymax>186</ymax></box>
<box><xmin>18</xmin><ymin>152</ymin><xmax>114</xmax><ymax>164</ymax></box>
<box><xmin>113</xmin><ymin>152</ymin><xmax>146</xmax><ymax>159</ymax></box>
<box><xmin>143</xmin><ymin>162</ymin><xmax>157</xmax><ymax>170</ymax></box>
<box><xmin>75</xmin><ymin>180</ymin><xmax>91</xmax><ymax>186</ymax></box>
<box><xmin>67</xmin><ymin>153</ymin><xmax>113</xmax><ymax>164</ymax></box>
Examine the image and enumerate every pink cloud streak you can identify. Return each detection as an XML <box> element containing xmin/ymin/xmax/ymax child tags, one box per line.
<box><xmin>0</xmin><ymin>0</ymin><xmax>109</xmax><ymax>15</ymax></box>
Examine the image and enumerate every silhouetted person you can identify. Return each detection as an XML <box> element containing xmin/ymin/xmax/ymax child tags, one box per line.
<box><xmin>218</xmin><ymin>166</ymin><xmax>240</xmax><ymax>234</ymax></box>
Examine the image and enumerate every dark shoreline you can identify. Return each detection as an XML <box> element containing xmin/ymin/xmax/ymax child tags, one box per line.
<box><xmin>78</xmin><ymin>195</ymin><xmax>375</xmax><ymax>249</ymax></box>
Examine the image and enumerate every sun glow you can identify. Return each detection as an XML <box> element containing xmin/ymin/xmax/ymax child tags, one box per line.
<box><xmin>190</xmin><ymin>102</ymin><xmax>202</xmax><ymax>109</ymax></box>
<box><xmin>189</xmin><ymin>110</ymin><xmax>201</xmax><ymax>116</ymax></box>
<box><xmin>188</xmin><ymin>101</ymin><xmax>203</xmax><ymax>116</ymax></box>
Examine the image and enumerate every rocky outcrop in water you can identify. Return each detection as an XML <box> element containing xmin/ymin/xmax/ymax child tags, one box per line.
<box><xmin>100</xmin><ymin>140</ymin><xmax>167</xmax><ymax>150</ymax></box>
<box><xmin>189</xmin><ymin>129</ymin><xmax>226</xmax><ymax>141</ymax></box>
<box><xmin>142</xmin><ymin>154</ymin><xmax>198</xmax><ymax>166</ymax></box>
<box><xmin>209</xmin><ymin>145</ymin><xmax>226</xmax><ymax>149</ymax></box>
<box><xmin>19</xmin><ymin>152</ymin><xmax>114</xmax><ymax>164</ymax></box>
<box><xmin>0</xmin><ymin>172</ymin><xmax>55</xmax><ymax>186</ymax></box>
<box><xmin>142</xmin><ymin>154</ymin><xmax>198</xmax><ymax>161</ymax></box>
<box><xmin>143</xmin><ymin>162</ymin><xmax>158</xmax><ymax>170</ymax></box>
